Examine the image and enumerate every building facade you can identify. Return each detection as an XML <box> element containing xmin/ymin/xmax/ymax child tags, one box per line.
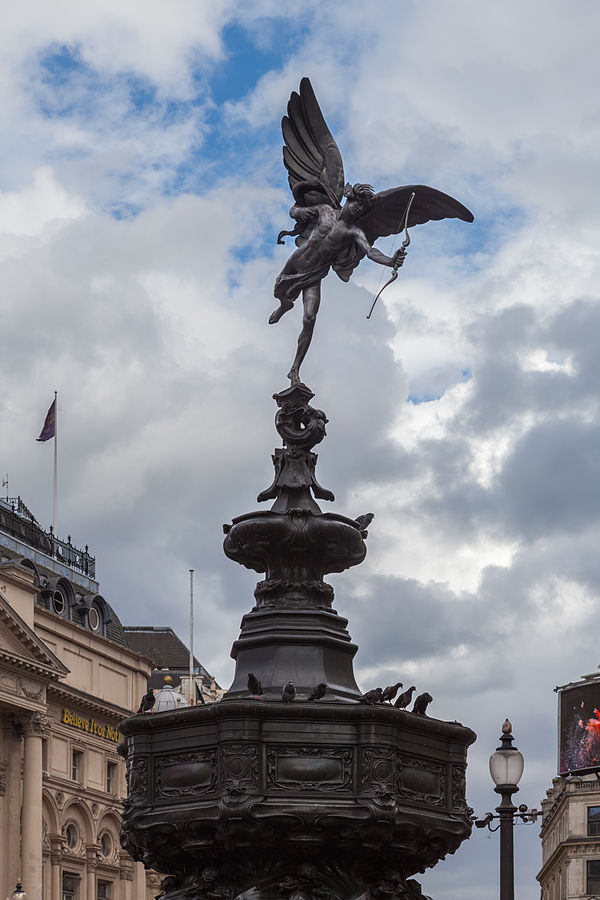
<box><xmin>0</xmin><ymin>497</ymin><xmax>160</xmax><ymax>900</ymax></box>
<box><xmin>123</xmin><ymin>625</ymin><xmax>223</xmax><ymax>704</ymax></box>
<box><xmin>538</xmin><ymin>775</ymin><xmax>600</xmax><ymax>900</ymax></box>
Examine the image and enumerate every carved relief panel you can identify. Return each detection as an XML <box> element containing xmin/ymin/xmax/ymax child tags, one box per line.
<box><xmin>155</xmin><ymin>750</ymin><xmax>217</xmax><ymax>800</ymax></box>
<box><xmin>267</xmin><ymin>745</ymin><xmax>353</xmax><ymax>793</ymax></box>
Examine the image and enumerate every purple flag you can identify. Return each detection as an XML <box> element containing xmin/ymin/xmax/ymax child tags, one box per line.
<box><xmin>37</xmin><ymin>399</ymin><xmax>56</xmax><ymax>442</ymax></box>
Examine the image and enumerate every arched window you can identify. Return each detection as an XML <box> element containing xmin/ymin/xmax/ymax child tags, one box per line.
<box><xmin>65</xmin><ymin>822</ymin><xmax>78</xmax><ymax>850</ymax></box>
<box><xmin>53</xmin><ymin>588</ymin><xmax>66</xmax><ymax>614</ymax></box>
<box><xmin>88</xmin><ymin>605</ymin><xmax>101</xmax><ymax>632</ymax></box>
<box><xmin>100</xmin><ymin>831</ymin><xmax>112</xmax><ymax>858</ymax></box>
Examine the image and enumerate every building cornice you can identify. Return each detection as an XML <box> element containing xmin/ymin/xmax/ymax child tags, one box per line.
<box><xmin>48</xmin><ymin>681</ymin><xmax>134</xmax><ymax>720</ymax></box>
<box><xmin>0</xmin><ymin>647</ymin><xmax>61</xmax><ymax>680</ymax></box>
<box><xmin>0</xmin><ymin>592</ymin><xmax>69</xmax><ymax>677</ymax></box>
<box><xmin>538</xmin><ymin>835</ymin><xmax>600</xmax><ymax>881</ymax></box>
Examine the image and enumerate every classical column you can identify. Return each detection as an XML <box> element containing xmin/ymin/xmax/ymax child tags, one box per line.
<box><xmin>86</xmin><ymin>848</ymin><xmax>97</xmax><ymax>900</ymax></box>
<box><xmin>2</xmin><ymin>719</ymin><xmax>23</xmax><ymax>895</ymax></box>
<box><xmin>21</xmin><ymin>713</ymin><xmax>45</xmax><ymax>899</ymax></box>
<box><xmin>119</xmin><ymin>860</ymin><xmax>134</xmax><ymax>900</ymax></box>
<box><xmin>135</xmin><ymin>861</ymin><xmax>147</xmax><ymax>900</ymax></box>
<box><xmin>50</xmin><ymin>842</ymin><xmax>62</xmax><ymax>900</ymax></box>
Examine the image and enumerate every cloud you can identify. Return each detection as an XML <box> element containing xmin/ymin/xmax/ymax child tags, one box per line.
<box><xmin>3</xmin><ymin>5</ymin><xmax>600</xmax><ymax>898</ymax></box>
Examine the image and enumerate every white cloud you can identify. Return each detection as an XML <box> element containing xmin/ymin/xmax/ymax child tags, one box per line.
<box><xmin>0</xmin><ymin>166</ymin><xmax>85</xmax><ymax>237</ymax></box>
<box><xmin>3</xmin><ymin>4</ymin><xmax>600</xmax><ymax>898</ymax></box>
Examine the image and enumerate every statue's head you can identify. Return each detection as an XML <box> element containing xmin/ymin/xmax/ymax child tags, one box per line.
<box><xmin>343</xmin><ymin>182</ymin><xmax>376</xmax><ymax>217</ymax></box>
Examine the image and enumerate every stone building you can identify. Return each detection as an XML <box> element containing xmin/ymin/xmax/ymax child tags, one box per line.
<box><xmin>538</xmin><ymin>774</ymin><xmax>600</xmax><ymax>900</ymax></box>
<box><xmin>0</xmin><ymin>496</ymin><xmax>159</xmax><ymax>900</ymax></box>
<box><xmin>123</xmin><ymin>625</ymin><xmax>223</xmax><ymax>704</ymax></box>
<box><xmin>538</xmin><ymin>670</ymin><xmax>600</xmax><ymax>900</ymax></box>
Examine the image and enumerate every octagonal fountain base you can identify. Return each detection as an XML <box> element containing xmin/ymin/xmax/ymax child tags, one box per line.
<box><xmin>120</xmin><ymin>698</ymin><xmax>475</xmax><ymax>899</ymax></box>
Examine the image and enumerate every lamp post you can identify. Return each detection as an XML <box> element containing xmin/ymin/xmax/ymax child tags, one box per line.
<box><xmin>11</xmin><ymin>882</ymin><xmax>27</xmax><ymax>900</ymax></box>
<box><xmin>489</xmin><ymin>720</ymin><xmax>524</xmax><ymax>900</ymax></box>
<box><xmin>476</xmin><ymin>720</ymin><xmax>539</xmax><ymax>900</ymax></box>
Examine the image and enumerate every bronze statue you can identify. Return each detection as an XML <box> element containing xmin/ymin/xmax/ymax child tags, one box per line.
<box><xmin>271</xmin><ymin>77</ymin><xmax>474</xmax><ymax>384</ymax></box>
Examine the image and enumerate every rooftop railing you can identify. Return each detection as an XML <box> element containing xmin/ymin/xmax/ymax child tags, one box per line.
<box><xmin>0</xmin><ymin>497</ymin><xmax>95</xmax><ymax>578</ymax></box>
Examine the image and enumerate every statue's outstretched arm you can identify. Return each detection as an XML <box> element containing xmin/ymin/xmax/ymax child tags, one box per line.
<box><xmin>354</xmin><ymin>231</ymin><xmax>404</xmax><ymax>268</ymax></box>
<box><xmin>277</xmin><ymin>204</ymin><xmax>319</xmax><ymax>246</ymax></box>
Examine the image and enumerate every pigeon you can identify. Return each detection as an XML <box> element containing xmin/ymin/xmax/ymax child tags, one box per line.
<box><xmin>359</xmin><ymin>687</ymin><xmax>383</xmax><ymax>705</ymax></box>
<box><xmin>412</xmin><ymin>692</ymin><xmax>433</xmax><ymax>716</ymax></box>
<box><xmin>307</xmin><ymin>682</ymin><xmax>327</xmax><ymax>701</ymax></box>
<box><xmin>354</xmin><ymin>513</ymin><xmax>374</xmax><ymax>537</ymax></box>
<box><xmin>380</xmin><ymin>681</ymin><xmax>403</xmax><ymax>704</ymax></box>
<box><xmin>394</xmin><ymin>686</ymin><xmax>417</xmax><ymax>709</ymax></box>
<box><xmin>247</xmin><ymin>673</ymin><xmax>263</xmax><ymax>696</ymax></box>
<box><xmin>137</xmin><ymin>688</ymin><xmax>155</xmax><ymax>714</ymax></box>
<box><xmin>282</xmin><ymin>681</ymin><xmax>296</xmax><ymax>702</ymax></box>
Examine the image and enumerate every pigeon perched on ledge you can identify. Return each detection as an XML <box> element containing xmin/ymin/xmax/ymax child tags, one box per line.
<box><xmin>412</xmin><ymin>692</ymin><xmax>433</xmax><ymax>716</ymax></box>
<box><xmin>282</xmin><ymin>681</ymin><xmax>296</xmax><ymax>702</ymax></box>
<box><xmin>359</xmin><ymin>687</ymin><xmax>383</xmax><ymax>705</ymax></box>
<box><xmin>247</xmin><ymin>673</ymin><xmax>263</xmax><ymax>696</ymax></box>
<box><xmin>307</xmin><ymin>682</ymin><xmax>327</xmax><ymax>701</ymax></box>
<box><xmin>381</xmin><ymin>681</ymin><xmax>403</xmax><ymax>703</ymax></box>
<box><xmin>137</xmin><ymin>688</ymin><xmax>155</xmax><ymax>714</ymax></box>
<box><xmin>394</xmin><ymin>685</ymin><xmax>417</xmax><ymax>709</ymax></box>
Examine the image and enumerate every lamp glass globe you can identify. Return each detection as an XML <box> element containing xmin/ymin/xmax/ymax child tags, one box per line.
<box><xmin>489</xmin><ymin>748</ymin><xmax>524</xmax><ymax>787</ymax></box>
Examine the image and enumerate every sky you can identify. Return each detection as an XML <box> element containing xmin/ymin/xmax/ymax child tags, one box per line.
<box><xmin>2</xmin><ymin>1</ymin><xmax>600</xmax><ymax>896</ymax></box>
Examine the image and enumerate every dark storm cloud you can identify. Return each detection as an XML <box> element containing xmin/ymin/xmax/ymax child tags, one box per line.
<box><xmin>499</xmin><ymin>419</ymin><xmax>600</xmax><ymax>539</ymax></box>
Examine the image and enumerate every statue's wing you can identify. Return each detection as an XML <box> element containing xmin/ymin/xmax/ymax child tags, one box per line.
<box><xmin>358</xmin><ymin>185</ymin><xmax>474</xmax><ymax>245</ymax></box>
<box><xmin>282</xmin><ymin>77</ymin><xmax>345</xmax><ymax>208</ymax></box>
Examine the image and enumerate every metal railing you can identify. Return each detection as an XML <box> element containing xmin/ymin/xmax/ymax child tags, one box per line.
<box><xmin>0</xmin><ymin>497</ymin><xmax>95</xmax><ymax>578</ymax></box>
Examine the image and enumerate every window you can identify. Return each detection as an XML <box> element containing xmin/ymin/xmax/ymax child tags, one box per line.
<box><xmin>65</xmin><ymin>824</ymin><xmax>78</xmax><ymax>850</ymax></box>
<box><xmin>97</xmin><ymin>882</ymin><xmax>111</xmax><ymax>900</ymax></box>
<box><xmin>106</xmin><ymin>761</ymin><xmax>117</xmax><ymax>793</ymax></box>
<box><xmin>587</xmin><ymin>860</ymin><xmax>600</xmax><ymax>894</ymax></box>
<box><xmin>53</xmin><ymin>589</ymin><xmax>66</xmax><ymax>614</ymax></box>
<box><xmin>100</xmin><ymin>832</ymin><xmax>112</xmax><ymax>858</ymax></box>
<box><xmin>42</xmin><ymin>738</ymin><xmax>48</xmax><ymax>773</ymax></box>
<box><xmin>63</xmin><ymin>873</ymin><xmax>79</xmax><ymax>900</ymax></box>
<box><xmin>72</xmin><ymin>749</ymin><xmax>83</xmax><ymax>782</ymax></box>
<box><xmin>589</xmin><ymin>807</ymin><xmax>600</xmax><ymax>836</ymax></box>
<box><xmin>88</xmin><ymin>605</ymin><xmax>101</xmax><ymax>631</ymax></box>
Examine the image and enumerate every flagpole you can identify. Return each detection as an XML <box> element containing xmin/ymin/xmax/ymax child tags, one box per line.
<box><xmin>53</xmin><ymin>390</ymin><xmax>58</xmax><ymax>556</ymax></box>
<box><xmin>189</xmin><ymin>569</ymin><xmax>194</xmax><ymax>705</ymax></box>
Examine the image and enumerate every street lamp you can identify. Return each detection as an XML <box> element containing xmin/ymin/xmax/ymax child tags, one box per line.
<box><xmin>11</xmin><ymin>883</ymin><xmax>27</xmax><ymax>900</ymax></box>
<box><xmin>489</xmin><ymin>719</ymin><xmax>523</xmax><ymax>900</ymax></box>
<box><xmin>475</xmin><ymin>720</ymin><xmax>538</xmax><ymax>900</ymax></box>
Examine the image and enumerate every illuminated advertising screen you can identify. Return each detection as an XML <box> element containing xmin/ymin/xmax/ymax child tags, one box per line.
<box><xmin>559</xmin><ymin>680</ymin><xmax>600</xmax><ymax>775</ymax></box>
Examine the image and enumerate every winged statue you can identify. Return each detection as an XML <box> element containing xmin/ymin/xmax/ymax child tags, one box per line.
<box><xmin>270</xmin><ymin>77</ymin><xmax>474</xmax><ymax>384</ymax></box>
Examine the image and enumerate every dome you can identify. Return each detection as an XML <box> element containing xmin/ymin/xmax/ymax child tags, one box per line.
<box><xmin>152</xmin><ymin>676</ymin><xmax>190</xmax><ymax>712</ymax></box>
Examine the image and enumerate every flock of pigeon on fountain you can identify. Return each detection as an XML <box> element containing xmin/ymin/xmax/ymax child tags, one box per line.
<box><xmin>137</xmin><ymin>677</ymin><xmax>433</xmax><ymax>715</ymax></box>
<box><xmin>249</xmin><ymin>674</ymin><xmax>433</xmax><ymax>715</ymax></box>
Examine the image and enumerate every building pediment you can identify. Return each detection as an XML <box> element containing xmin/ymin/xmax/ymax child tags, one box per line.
<box><xmin>0</xmin><ymin>592</ymin><xmax>68</xmax><ymax>679</ymax></box>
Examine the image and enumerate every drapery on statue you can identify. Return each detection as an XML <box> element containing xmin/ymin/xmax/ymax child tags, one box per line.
<box><xmin>271</xmin><ymin>77</ymin><xmax>474</xmax><ymax>384</ymax></box>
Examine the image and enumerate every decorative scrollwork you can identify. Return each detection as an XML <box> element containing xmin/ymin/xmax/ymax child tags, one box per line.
<box><xmin>220</xmin><ymin>744</ymin><xmax>259</xmax><ymax>805</ymax></box>
<box><xmin>254</xmin><ymin>578</ymin><xmax>334</xmax><ymax>609</ymax></box>
<box><xmin>125</xmin><ymin>757</ymin><xmax>148</xmax><ymax>806</ymax></box>
<box><xmin>360</xmin><ymin>748</ymin><xmax>397</xmax><ymax>808</ymax></box>
<box><xmin>451</xmin><ymin>765</ymin><xmax>467</xmax><ymax>808</ymax></box>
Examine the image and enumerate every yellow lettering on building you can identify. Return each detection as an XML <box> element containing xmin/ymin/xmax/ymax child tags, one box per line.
<box><xmin>61</xmin><ymin>708</ymin><xmax>120</xmax><ymax>743</ymax></box>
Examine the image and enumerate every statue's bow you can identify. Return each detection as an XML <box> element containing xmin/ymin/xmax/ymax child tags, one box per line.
<box><xmin>366</xmin><ymin>191</ymin><xmax>416</xmax><ymax>320</ymax></box>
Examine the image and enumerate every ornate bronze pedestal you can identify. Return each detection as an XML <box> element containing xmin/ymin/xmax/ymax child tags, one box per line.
<box><xmin>120</xmin><ymin>384</ymin><xmax>475</xmax><ymax>899</ymax></box>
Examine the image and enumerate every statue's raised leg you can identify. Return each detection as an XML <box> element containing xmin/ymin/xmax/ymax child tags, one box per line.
<box><xmin>287</xmin><ymin>282</ymin><xmax>321</xmax><ymax>384</ymax></box>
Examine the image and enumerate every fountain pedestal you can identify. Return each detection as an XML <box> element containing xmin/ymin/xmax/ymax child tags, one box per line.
<box><xmin>120</xmin><ymin>384</ymin><xmax>475</xmax><ymax>899</ymax></box>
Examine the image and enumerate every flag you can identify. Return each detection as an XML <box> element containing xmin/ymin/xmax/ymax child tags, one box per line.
<box><xmin>37</xmin><ymin>399</ymin><xmax>56</xmax><ymax>442</ymax></box>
